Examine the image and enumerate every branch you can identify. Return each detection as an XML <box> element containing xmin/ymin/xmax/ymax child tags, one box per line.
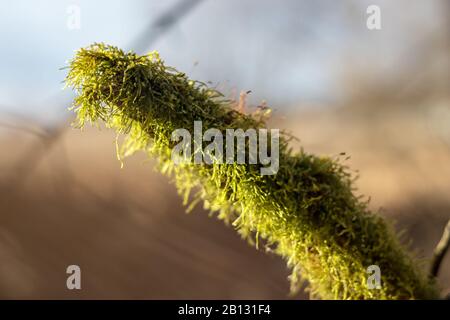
<box><xmin>429</xmin><ymin>219</ymin><xmax>450</xmax><ymax>279</ymax></box>
<box><xmin>64</xmin><ymin>43</ymin><xmax>440</xmax><ymax>300</ymax></box>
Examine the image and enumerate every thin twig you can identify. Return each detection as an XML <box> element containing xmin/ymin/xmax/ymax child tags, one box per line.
<box><xmin>429</xmin><ymin>219</ymin><xmax>450</xmax><ymax>278</ymax></box>
<box><xmin>0</xmin><ymin>120</ymin><xmax>49</xmax><ymax>139</ymax></box>
<box><xmin>129</xmin><ymin>0</ymin><xmax>204</xmax><ymax>54</ymax></box>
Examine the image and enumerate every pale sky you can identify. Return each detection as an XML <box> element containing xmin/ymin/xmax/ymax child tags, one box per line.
<box><xmin>0</xmin><ymin>0</ymin><xmax>446</xmax><ymax>124</ymax></box>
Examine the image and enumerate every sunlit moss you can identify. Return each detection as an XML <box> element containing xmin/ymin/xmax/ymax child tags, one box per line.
<box><xmin>65</xmin><ymin>43</ymin><xmax>438</xmax><ymax>299</ymax></box>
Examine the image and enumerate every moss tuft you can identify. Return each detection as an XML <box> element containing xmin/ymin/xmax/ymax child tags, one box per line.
<box><xmin>65</xmin><ymin>43</ymin><xmax>438</xmax><ymax>299</ymax></box>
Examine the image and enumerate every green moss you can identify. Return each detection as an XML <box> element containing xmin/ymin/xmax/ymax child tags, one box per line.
<box><xmin>65</xmin><ymin>43</ymin><xmax>439</xmax><ymax>299</ymax></box>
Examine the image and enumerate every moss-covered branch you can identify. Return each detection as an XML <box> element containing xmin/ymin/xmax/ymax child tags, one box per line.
<box><xmin>65</xmin><ymin>43</ymin><xmax>439</xmax><ymax>299</ymax></box>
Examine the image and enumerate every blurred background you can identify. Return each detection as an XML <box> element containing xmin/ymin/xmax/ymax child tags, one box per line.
<box><xmin>0</xmin><ymin>0</ymin><xmax>449</xmax><ymax>299</ymax></box>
